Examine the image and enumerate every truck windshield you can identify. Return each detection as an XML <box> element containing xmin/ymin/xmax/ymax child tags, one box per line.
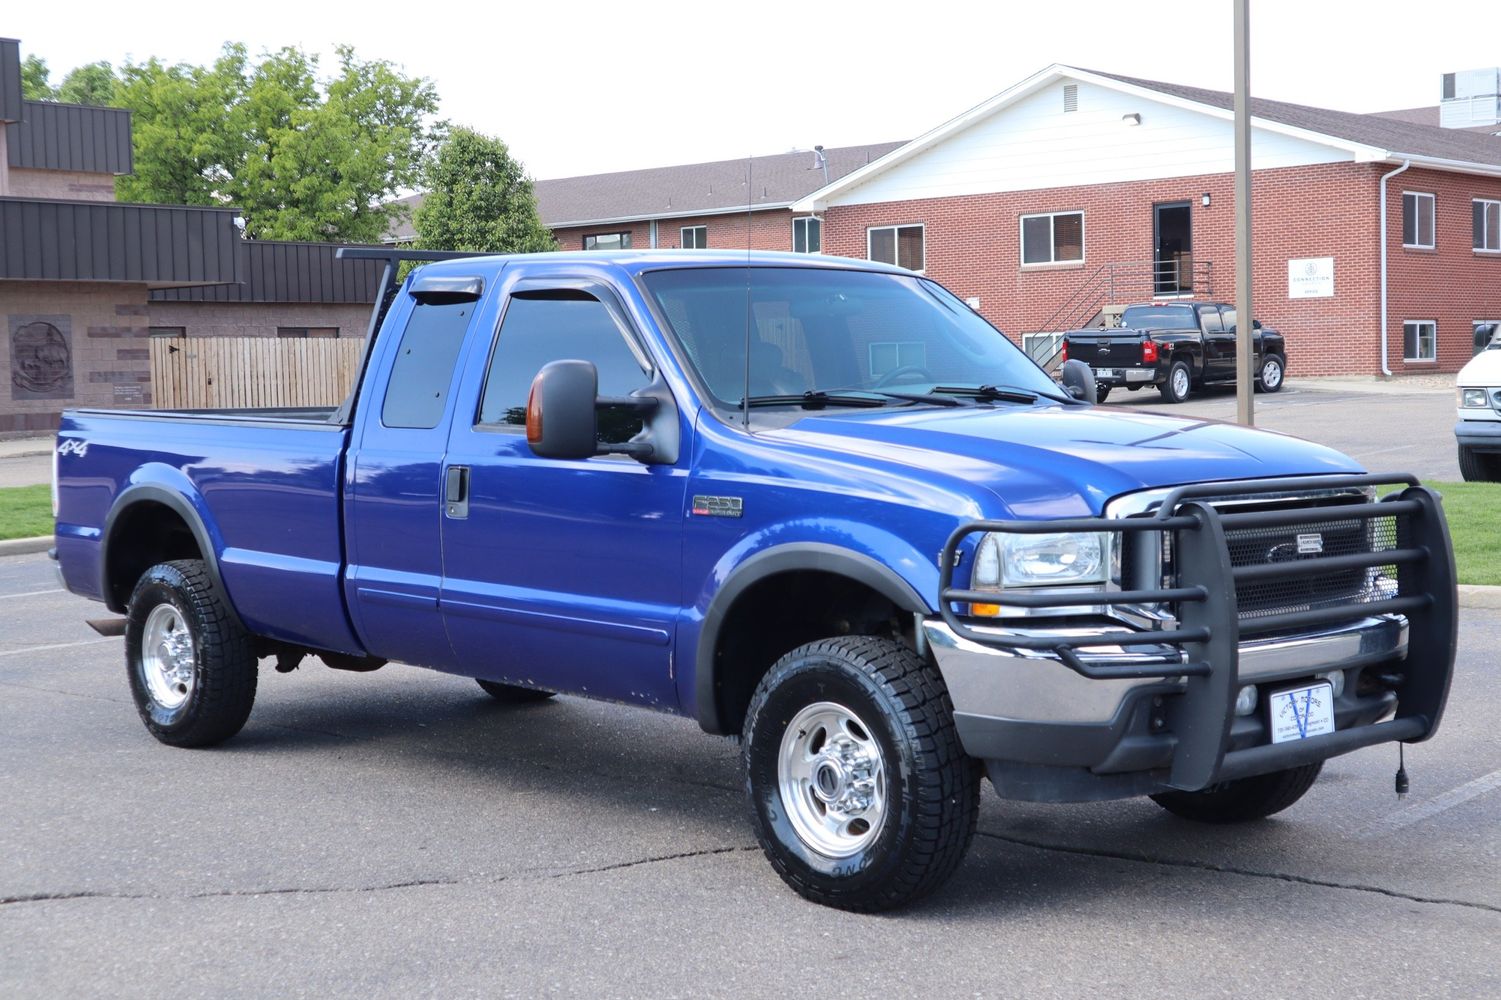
<box><xmin>638</xmin><ymin>266</ymin><xmax>1060</xmax><ymax>410</ymax></box>
<box><xmin>1120</xmin><ymin>305</ymin><xmax>1198</xmax><ymax>330</ymax></box>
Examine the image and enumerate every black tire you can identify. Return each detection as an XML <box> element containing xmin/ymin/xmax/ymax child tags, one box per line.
<box><xmin>1255</xmin><ymin>354</ymin><xmax>1286</xmax><ymax>394</ymax></box>
<box><xmin>1158</xmin><ymin>361</ymin><xmax>1192</xmax><ymax>403</ymax></box>
<box><xmin>1458</xmin><ymin>445</ymin><xmax>1501</xmax><ymax>482</ymax></box>
<box><xmin>1149</xmin><ymin>762</ymin><xmax>1322</xmax><ymax>824</ymax></box>
<box><xmin>1095</xmin><ymin>386</ymin><xmax>1112</xmax><ymax>403</ymax></box>
<box><xmin>742</xmin><ymin>636</ymin><xmax>980</xmax><ymax>912</ymax></box>
<box><xmin>125</xmin><ymin>560</ymin><xmax>257</xmax><ymax>748</ymax></box>
<box><xmin>476</xmin><ymin>679</ymin><xmax>556</xmax><ymax>703</ymax></box>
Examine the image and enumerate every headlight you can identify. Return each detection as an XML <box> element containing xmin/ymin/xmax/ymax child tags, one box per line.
<box><xmin>972</xmin><ymin>531</ymin><xmax>1108</xmax><ymax>588</ymax></box>
<box><xmin>1459</xmin><ymin>387</ymin><xmax>1489</xmax><ymax>408</ymax></box>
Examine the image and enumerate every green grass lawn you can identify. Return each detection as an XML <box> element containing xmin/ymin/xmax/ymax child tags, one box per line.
<box><xmin>1432</xmin><ymin>481</ymin><xmax>1501</xmax><ymax>587</ymax></box>
<box><xmin>0</xmin><ymin>485</ymin><xmax>52</xmax><ymax>542</ymax></box>
<box><xmin>2</xmin><ymin>480</ymin><xmax>1497</xmax><ymax>587</ymax></box>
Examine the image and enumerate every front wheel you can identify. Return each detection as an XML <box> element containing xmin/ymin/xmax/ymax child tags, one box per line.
<box><xmin>1159</xmin><ymin>361</ymin><xmax>1192</xmax><ymax>403</ymax></box>
<box><xmin>1149</xmin><ymin>762</ymin><xmax>1322</xmax><ymax>823</ymax></box>
<box><xmin>125</xmin><ymin>560</ymin><xmax>258</xmax><ymax>747</ymax></box>
<box><xmin>1256</xmin><ymin>354</ymin><xmax>1286</xmax><ymax>393</ymax></box>
<box><xmin>1458</xmin><ymin>445</ymin><xmax>1501</xmax><ymax>482</ymax></box>
<box><xmin>742</xmin><ymin>636</ymin><xmax>979</xmax><ymax>912</ymax></box>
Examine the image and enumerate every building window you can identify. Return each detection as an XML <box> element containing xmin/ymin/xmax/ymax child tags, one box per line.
<box><xmin>1474</xmin><ymin>199</ymin><xmax>1501</xmax><ymax>252</ymax></box>
<box><xmin>583</xmin><ymin>232</ymin><xmax>632</xmax><ymax>251</ymax></box>
<box><xmin>1022</xmin><ymin>331</ymin><xmax>1064</xmax><ymax>365</ymax></box>
<box><xmin>148</xmin><ymin>327</ymin><xmax>185</xmax><ymax>339</ymax></box>
<box><xmin>1402</xmin><ymin>193</ymin><xmax>1435</xmax><ymax>248</ymax></box>
<box><xmin>868</xmin><ymin>224</ymin><xmax>924</xmax><ymax>271</ymax></box>
<box><xmin>1020</xmin><ymin>211</ymin><xmax>1085</xmax><ymax>265</ymax></box>
<box><xmin>277</xmin><ymin>327</ymin><xmax>339</xmax><ymax>338</ymax></box>
<box><xmin>793</xmin><ymin>216</ymin><xmax>822</xmax><ymax>254</ymax></box>
<box><xmin>680</xmin><ymin>225</ymin><xmax>707</xmax><ymax>249</ymax></box>
<box><xmin>1403</xmin><ymin>320</ymin><xmax>1436</xmax><ymax>362</ymax></box>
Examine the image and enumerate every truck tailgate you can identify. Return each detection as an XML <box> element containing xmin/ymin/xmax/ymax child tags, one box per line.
<box><xmin>1066</xmin><ymin>332</ymin><xmax>1144</xmax><ymax>367</ymax></box>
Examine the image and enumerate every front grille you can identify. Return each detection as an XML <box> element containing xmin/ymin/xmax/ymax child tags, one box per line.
<box><xmin>1124</xmin><ymin>490</ymin><xmax>1401</xmax><ymax>622</ymax></box>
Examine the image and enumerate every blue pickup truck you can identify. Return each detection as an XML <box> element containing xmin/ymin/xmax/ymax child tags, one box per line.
<box><xmin>52</xmin><ymin>249</ymin><xmax>1456</xmax><ymax>911</ymax></box>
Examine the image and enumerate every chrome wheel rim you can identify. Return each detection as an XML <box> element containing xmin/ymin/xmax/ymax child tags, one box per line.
<box><xmin>1262</xmin><ymin>359</ymin><xmax>1283</xmax><ymax>388</ymax></box>
<box><xmin>777</xmin><ymin>701</ymin><xmax>887</xmax><ymax>858</ymax></box>
<box><xmin>1172</xmin><ymin>366</ymin><xmax>1190</xmax><ymax>398</ymax></box>
<box><xmin>141</xmin><ymin>603</ymin><xmax>195</xmax><ymax>710</ymax></box>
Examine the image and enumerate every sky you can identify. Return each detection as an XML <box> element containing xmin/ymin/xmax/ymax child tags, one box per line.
<box><xmin>8</xmin><ymin>0</ymin><xmax>1501</xmax><ymax>180</ymax></box>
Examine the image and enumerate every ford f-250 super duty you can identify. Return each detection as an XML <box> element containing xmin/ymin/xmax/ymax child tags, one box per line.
<box><xmin>52</xmin><ymin>249</ymin><xmax>1456</xmax><ymax>911</ymax></box>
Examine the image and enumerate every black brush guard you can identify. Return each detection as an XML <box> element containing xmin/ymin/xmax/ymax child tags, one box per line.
<box><xmin>938</xmin><ymin>475</ymin><xmax>1457</xmax><ymax>791</ymax></box>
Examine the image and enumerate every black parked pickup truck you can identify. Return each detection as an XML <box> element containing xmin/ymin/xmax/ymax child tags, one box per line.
<box><xmin>1062</xmin><ymin>301</ymin><xmax>1287</xmax><ymax>404</ymax></box>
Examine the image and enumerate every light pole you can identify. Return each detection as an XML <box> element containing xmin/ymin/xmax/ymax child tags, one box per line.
<box><xmin>1234</xmin><ymin>0</ymin><xmax>1255</xmax><ymax>426</ymax></box>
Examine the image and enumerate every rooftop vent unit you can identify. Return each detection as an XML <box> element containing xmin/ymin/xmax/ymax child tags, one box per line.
<box><xmin>1440</xmin><ymin>68</ymin><xmax>1501</xmax><ymax>129</ymax></box>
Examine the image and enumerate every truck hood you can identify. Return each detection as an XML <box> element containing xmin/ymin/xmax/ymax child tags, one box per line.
<box><xmin>767</xmin><ymin>402</ymin><xmax>1362</xmax><ymax>518</ymax></box>
<box><xmin>1458</xmin><ymin>348</ymin><xmax>1501</xmax><ymax>386</ymax></box>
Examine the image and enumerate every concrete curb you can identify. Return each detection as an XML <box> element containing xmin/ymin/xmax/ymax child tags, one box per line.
<box><xmin>0</xmin><ymin>536</ymin><xmax>54</xmax><ymax>557</ymax></box>
<box><xmin>2</xmin><ymin>534</ymin><xmax>1499</xmax><ymax>609</ymax></box>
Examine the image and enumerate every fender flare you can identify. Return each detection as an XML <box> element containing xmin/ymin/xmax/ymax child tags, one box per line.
<box><xmin>100</xmin><ymin>483</ymin><xmax>238</xmax><ymax>625</ymax></box>
<box><xmin>693</xmin><ymin>542</ymin><xmax>929</xmax><ymax>734</ymax></box>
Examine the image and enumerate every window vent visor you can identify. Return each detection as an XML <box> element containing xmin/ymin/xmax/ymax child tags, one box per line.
<box><xmin>410</xmin><ymin>274</ymin><xmax>484</xmax><ymax>305</ymax></box>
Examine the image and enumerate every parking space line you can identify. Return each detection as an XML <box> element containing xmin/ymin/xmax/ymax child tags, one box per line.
<box><xmin>0</xmin><ymin>588</ymin><xmax>64</xmax><ymax>600</ymax></box>
<box><xmin>1356</xmin><ymin>768</ymin><xmax>1501</xmax><ymax>839</ymax></box>
<box><xmin>0</xmin><ymin>637</ymin><xmax>117</xmax><ymax>658</ymax></box>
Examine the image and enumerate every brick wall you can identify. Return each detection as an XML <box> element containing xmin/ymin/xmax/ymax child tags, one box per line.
<box><xmin>822</xmin><ymin>161</ymin><xmax>1501</xmax><ymax>377</ymax></box>
<box><xmin>146</xmin><ymin>301</ymin><xmax>374</xmax><ymax>340</ymax></box>
<box><xmin>6</xmin><ymin>167</ymin><xmax>118</xmax><ymax>201</ymax></box>
<box><xmin>552</xmin><ymin>209</ymin><xmax>801</xmax><ymax>253</ymax></box>
<box><xmin>1385</xmin><ymin>166</ymin><xmax>1501</xmax><ymax>373</ymax></box>
<box><xmin>1</xmin><ymin>281</ymin><xmax>152</xmax><ymax>432</ymax></box>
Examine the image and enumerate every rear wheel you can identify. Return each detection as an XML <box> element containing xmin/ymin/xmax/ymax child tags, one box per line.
<box><xmin>1458</xmin><ymin>445</ymin><xmax>1501</xmax><ymax>482</ymax></box>
<box><xmin>1149</xmin><ymin>762</ymin><xmax>1322</xmax><ymax>823</ymax></box>
<box><xmin>1159</xmin><ymin>361</ymin><xmax>1192</xmax><ymax>403</ymax></box>
<box><xmin>476</xmin><ymin>679</ymin><xmax>556</xmax><ymax>703</ymax></box>
<box><xmin>125</xmin><ymin>560</ymin><xmax>257</xmax><ymax>748</ymax></box>
<box><xmin>742</xmin><ymin>636</ymin><xmax>979</xmax><ymax>912</ymax></box>
<box><xmin>1255</xmin><ymin>354</ymin><xmax>1286</xmax><ymax>393</ymax></box>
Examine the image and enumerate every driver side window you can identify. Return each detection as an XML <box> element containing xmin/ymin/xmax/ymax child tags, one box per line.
<box><xmin>478</xmin><ymin>291</ymin><xmax>651</xmax><ymax>443</ymax></box>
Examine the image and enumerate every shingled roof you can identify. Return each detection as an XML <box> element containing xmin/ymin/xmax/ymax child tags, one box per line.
<box><xmin>384</xmin><ymin>141</ymin><xmax>905</xmax><ymax>243</ymax></box>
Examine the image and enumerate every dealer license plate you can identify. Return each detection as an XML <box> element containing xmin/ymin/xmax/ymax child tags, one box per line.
<box><xmin>1268</xmin><ymin>682</ymin><xmax>1335</xmax><ymax>744</ymax></box>
<box><xmin>1093</xmin><ymin>368</ymin><xmax>1121</xmax><ymax>380</ymax></box>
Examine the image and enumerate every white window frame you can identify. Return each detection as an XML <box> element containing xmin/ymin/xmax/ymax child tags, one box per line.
<box><xmin>1403</xmin><ymin>320</ymin><xmax>1437</xmax><ymax>362</ymax></box>
<box><xmin>583</xmin><ymin>231</ymin><xmax>632</xmax><ymax>251</ymax></box>
<box><xmin>1402</xmin><ymin>192</ymin><xmax>1435</xmax><ymax>249</ymax></box>
<box><xmin>1019</xmin><ymin>211</ymin><xmax>1086</xmax><ymax>266</ymax></box>
<box><xmin>1474</xmin><ymin>198</ymin><xmax>1501</xmax><ymax>253</ymax></box>
<box><xmin>867</xmin><ymin>224</ymin><xmax>925</xmax><ymax>272</ymax></box>
<box><xmin>1022</xmin><ymin>331</ymin><xmax>1064</xmax><ymax>365</ymax></box>
<box><xmin>680</xmin><ymin>225</ymin><xmax>707</xmax><ymax>249</ymax></box>
<box><xmin>793</xmin><ymin>216</ymin><xmax>822</xmax><ymax>254</ymax></box>
<box><xmin>867</xmin><ymin>341</ymin><xmax>927</xmax><ymax>378</ymax></box>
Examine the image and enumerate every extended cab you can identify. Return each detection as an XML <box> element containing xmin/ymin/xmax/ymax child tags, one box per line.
<box><xmin>53</xmin><ymin>250</ymin><xmax>1455</xmax><ymax>911</ymax></box>
<box><xmin>1062</xmin><ymin>301</ymin><xmax>1287</xmax><ymax>403</ymax></box>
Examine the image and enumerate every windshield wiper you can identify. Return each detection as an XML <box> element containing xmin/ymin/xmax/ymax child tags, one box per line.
<box><xmin>742</xmin><ymin>391</ymin><xmax>889</xmax><ymax>410</ymax></box>
<box><xmin>930</xmin><ymin>383</ymin><xmax>1071</xmax><ymax>404</ymax></box>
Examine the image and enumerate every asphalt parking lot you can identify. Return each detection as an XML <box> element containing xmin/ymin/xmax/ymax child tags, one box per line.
<box><xmin>3</xmin><ymin>379</ymin><xmax>1495</xmax><ymax>999</ymax></box>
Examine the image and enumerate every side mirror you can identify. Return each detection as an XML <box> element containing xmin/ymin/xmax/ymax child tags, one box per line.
<box><xmin>526</xmin><ymin>360</ymin><xmax>600</xmax><ymax>460</ymax></box>
<box><xmin>1060</xmin><ymin>359</ymin><xmax>1098</xmax><ymax>404</ymax></box>
<box><xmin>1475</xmin><ymin>323</ymin><xmax>1498</xmax><ymax>355</ymax></box>
<box><xmin>526</xmin><ymin>359</ymin><xmax>663</xmax><ymax>461</ymax></box>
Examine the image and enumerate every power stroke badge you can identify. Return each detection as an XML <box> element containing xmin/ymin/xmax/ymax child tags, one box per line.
<box><xmin>691</xmin><ymin>495</ymin><xmax>743</xmax><ymax>518</ymax></box>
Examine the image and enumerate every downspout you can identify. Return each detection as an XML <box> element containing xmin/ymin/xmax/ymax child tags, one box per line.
<box><xmin>1378</xmin><ymin>159</ymin><xmax>1411</xmax><ymax>377</ymax></box>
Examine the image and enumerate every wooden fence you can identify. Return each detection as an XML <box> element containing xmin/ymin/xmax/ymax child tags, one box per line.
<box><xmin>149</xmin><ymin>337</ymin><xmax>363</xmax><ymax>410</ymax></box>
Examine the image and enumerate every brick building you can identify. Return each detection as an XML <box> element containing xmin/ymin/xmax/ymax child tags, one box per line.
<box><xmin>0</xmin><ymin>38</ymin><xmax>383</xmax><ymax>435</ymax></box>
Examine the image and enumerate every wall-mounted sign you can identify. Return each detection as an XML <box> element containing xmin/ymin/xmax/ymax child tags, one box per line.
<box><xmin>10</xmin><ymin>315</ymin><xmax>75</xmax><ymax>400</ymax></box>
<box><xmin>1288</xmin><ymin>257</ymin><xmax>1335</xmax><ymax>299</ymax></box>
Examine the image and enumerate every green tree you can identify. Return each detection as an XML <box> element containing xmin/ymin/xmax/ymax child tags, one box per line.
<box><xmin>20</xmin><ymin>54</ymin><xmax>55</xmax><ymax>99</ymax></box>
<box><xmin>114</xmin><ymin>43</ymin><xmax>443</xmax><ymax>243</ymax></box>
<box><xmin>413</xmin><ymin>127</ymin><xmax>555</xmax><ymax>254</ymax></box>
<box><xmin>58</xmin><ymin>61</ymin><xmax>118</xmax><ymax>106</ymax></box>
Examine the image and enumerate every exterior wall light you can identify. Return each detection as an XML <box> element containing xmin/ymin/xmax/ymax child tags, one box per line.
<box><xmin>1121</xmin><ymin>113</ymin><xmax>1142</xmax><ymax>126</ymax></box>
<box><xmin>1202</xmin><ymin>192</ymin><xmax>1211</xmax><ymax>207</ymax></box>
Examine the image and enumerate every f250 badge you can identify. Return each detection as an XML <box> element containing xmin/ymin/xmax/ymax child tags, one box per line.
<box><xmin>691</xmin><ymin>495</ymin><xmax>743</xmax><ymax>518</ymax></box>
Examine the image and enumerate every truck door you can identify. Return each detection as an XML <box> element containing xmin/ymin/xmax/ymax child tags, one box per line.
<box><xmin>1200</xmin><ymin>305</ymin><xmax>1236</xmax><ymax>381</ymax></box>
<box><xmin>438</xmin><ymin>270</ymin><xmax>687</xmax><ymax>708</ymax></box>
<box><xmin>343</xmin><ymin>283</ymin><xmax>490</xmax><ymax>670</ymax></box>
